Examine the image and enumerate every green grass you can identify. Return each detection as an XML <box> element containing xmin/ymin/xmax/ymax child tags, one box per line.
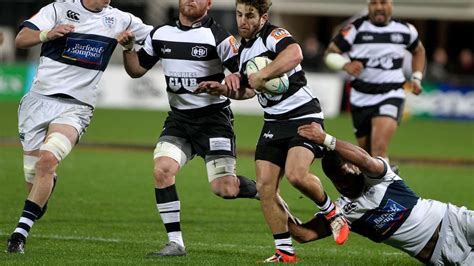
<box><xmin>0</xmin><ymin>102</ymin><xmax>473</xmax><ymax>264</ymax></box>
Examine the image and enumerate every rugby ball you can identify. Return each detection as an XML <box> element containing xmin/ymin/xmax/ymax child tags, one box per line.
<box><xmin>245</xmin><ymin>56</ymin><xmax>289</xmax><ymax>95</ymax></box>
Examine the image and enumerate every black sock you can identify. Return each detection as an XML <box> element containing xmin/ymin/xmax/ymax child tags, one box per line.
<box><xmin>11</xmin><ymin>200</ymin><xmax>42</xmax><ymax>241</ymax></box>
<box><xmin>236</xmin><ymin>175</ymin><xmax>258</xmax><ymax>198</ymax></box>
<box><xmin>155</xmin><ymin>185</ymin><xmax>184</xmax><ymax>246</ymax></box>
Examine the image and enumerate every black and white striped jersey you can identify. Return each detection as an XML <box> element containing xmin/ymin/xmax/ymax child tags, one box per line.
<box><xmin>333</xmin><ymin>16</ymin><xmax>420</xmax><ymax>107</ymax></box>
<box><xmin>137</xmin><ymin>16</ymin><xmax>240</xmax><ymax>117</ymax></box>
<box><xmin>239</xmin><ymin>22</ymin><xmax>323</xmax><ymax>121</ymax></box>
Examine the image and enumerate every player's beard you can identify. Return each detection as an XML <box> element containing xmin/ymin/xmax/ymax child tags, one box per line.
<box><xmin>180</xmin><ymin>4</ymin><xmax>206</xmax><ymax>21</ymax></box>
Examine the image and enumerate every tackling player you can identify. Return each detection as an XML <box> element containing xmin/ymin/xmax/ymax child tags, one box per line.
<box><xmin>6</xmin><ymin>0</ymin><xmax>152</xmax><ymax>253</ymax></box>
<box><xmin>289</xmin><ymin>122</ymin><xmax>474</xmax><ymax>265</ymax></box>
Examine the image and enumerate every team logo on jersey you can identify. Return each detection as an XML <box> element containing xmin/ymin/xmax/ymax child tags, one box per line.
<box><xmin>103</xmin><ymin>16</ymin><xmax>116</xmax><ymax>29</ymax></box>
<box><xmin>342</xmin><ymin>202</ymin><xmax>358</xmax><ymax>214</ymax></box>
<box><xmin>66</xmin><ymin>10</ymin><xmax>80</xmax><ymax>22</ymax></box>
<box><xmin>270</xmin><ymin>28</ymin><xmax>290</xmax><ymax>40</ymax></box>
<box><xmin>390</xmin><ymin>33</ymin><xmax>404</xmax><ymax>43</ymax></box>
<box><xmin>191</xmin><ymin>46</ymin><xmax>208</xmax><ymax>58</ymax></box>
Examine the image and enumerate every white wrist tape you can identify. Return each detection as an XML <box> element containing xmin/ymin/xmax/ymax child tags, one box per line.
<box><xmin>323</xmin><ymin>133</ymin><xmax>337</xmax><ymax>151</ymax></box>
<box><xmin>325</xmin><ymin>53</ymin><xmax>350</xmax><ymax>70</ymax></box>
<box><xmin>412</xmin><ymin>71</ymin><xmax>423</xmax><ymax>81</ymax></box>
<box><xmin>39</xmin><ymin>30</ymin><xmax>50</xmax><ymax>43</ymax></box>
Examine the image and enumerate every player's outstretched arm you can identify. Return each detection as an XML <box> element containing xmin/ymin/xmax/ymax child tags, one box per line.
<box><xmin>118</xmin><ymin>31</ymin><xmax>149</xmax><ymax>78</ymax></box>
<box><xmin>15</xmin><ymin>24</ymin><xmax>75</xmax><ymax>49</ymax></box>
<box><xmin>298</xmin><ymin>122</ymin><xmax>384</xmax><ymax>176</ymax></box>
<box><xmin>195</xmin><ymin>80</ymin><xmax>256</xmax><ymax>100</ymax></box>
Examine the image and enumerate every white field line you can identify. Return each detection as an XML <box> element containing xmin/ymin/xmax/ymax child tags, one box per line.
<box><xmin>0</xmin><ymin>231</ymin><xmax>402</xmax><ymax>256</ymax></box>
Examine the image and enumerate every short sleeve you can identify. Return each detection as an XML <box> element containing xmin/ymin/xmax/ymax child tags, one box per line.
<box><xmin>406</xmin><ymin>23</ymin><xmax>420</xmax><ymax>52</ymax></box>
<box><xmin>216</xmin><ymin>35</ymin><xmax>240</xmax><ymax>73</ymax></box>
<box><xmin>22</xmin><ymin>3</ymin><xmax>58</xmax><ymax>31</ymax></box>
<box><xmin>333</xmin><ymin>23</ymin><xmax>357</xmax><ymax>53</ymax></box>
<box><xmin>265</xmin><ymin>28</ymin><xmax>297</xmax><ymax>54</ymax></box>
<box><xmin>126</xmin><ymin>13</ymin><xmax>153</xmax><ymax>45</ymax></box>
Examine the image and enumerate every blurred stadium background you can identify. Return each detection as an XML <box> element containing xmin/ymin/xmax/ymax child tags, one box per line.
<box><xmin>0</xmin><ymin>0</ymin><xmax>473</xmax><ymax>264</ymax></box>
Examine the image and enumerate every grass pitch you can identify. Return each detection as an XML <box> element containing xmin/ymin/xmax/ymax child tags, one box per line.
<box><xmin>0</xmin><ymin>102</ymin><xmax>473</xmax><ymax>265</ymax></box>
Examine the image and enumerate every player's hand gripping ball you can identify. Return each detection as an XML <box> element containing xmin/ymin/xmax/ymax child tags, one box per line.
<box><xmin>246</xmin><ymin>56</ymin><xmax>289</xmax><ymax>95</ymax></box>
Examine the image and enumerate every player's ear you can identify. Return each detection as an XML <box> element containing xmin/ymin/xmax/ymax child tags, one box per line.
<box><xmin>260</xmin><ymin>13</ymin><xmax>269</xmax><ymax>27</ymax></box>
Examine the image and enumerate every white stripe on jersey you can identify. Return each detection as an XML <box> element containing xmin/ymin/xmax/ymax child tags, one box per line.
<box><xmin>168</xmin><ymin>92</ymin><xmax>227</xmax><ymax>110</ymax></box>
<box><xmin>153</xmin><ymin>25</ymin><xmax>217</xmax><ymax>46</ymax></box>
<box><xmin>161</xmin><ymin>59</ymin><xmax>224</xmax><ymax>78</ymax></box>
<box><xmin>351</xmin><ymin>88</ymin><xmax>405</xmax><ymax>107</ymax></box>
<box><xmin>358</xmin><ymin>68</ymin><xmax>405</xmax><ymax>84</ymax></box>
<box><xmin>261</xmin><ymin>87</ymin><xmax>319</xmax><ymax>116</ymax></box>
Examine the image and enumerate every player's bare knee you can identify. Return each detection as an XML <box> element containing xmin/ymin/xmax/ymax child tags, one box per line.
<box><xmin>255</xmin><ymin>181</ymin><xmax>274</xmax><ymax>200</ymax></box>
<box><xmin>36</xmin><ymin>152</ymin><xmax>59</xmax><ymax>176</ymax></box>
<box><xmin>285</xmin><ymin>167</ymin><xmax>308</xmax><ymax>187</ymax></box>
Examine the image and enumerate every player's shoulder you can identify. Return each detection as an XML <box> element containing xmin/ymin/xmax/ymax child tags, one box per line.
<box><xmin>261</xmin><ymin>23</ymin><xmax>292</xmax><ymax>43</ymax></box>
<box><xmin>390</xmin><ymin>18</ymin><xmax>417</xmax><ymax>32</ymax></box>
<box><xmin>148</xmin><ymin>20</ymin><xmax>176</xmax><ymax>40</ymax></box>
<box><xmin>349</xmin><ymin>16</ymin><xmax>368</xmax><ymax>30</ymax></box>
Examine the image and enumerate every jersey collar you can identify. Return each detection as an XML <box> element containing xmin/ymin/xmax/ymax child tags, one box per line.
<box><xmin>176</xmin><ymin>15</ymin><xmax>211</xmax><ymax>30</ymax></box>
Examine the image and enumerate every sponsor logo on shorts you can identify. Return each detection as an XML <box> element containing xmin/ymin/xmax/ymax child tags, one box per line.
<box><xmin>19</xmin><ymin>132</ymin><xmax>25</xmax><ymax>142</ymax></box>
<box><xmin>263</xmin><ymin>131</ymin><xmax>274</xmax><ymax>139</ymax></box>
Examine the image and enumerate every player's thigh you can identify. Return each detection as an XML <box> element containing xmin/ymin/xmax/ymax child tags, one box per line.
<box><xmin>18</xmin><ymin>93</ymin><xmax>91</xmax><ymax>152</ymax></box>
<box><xmin>285</xmin><ymin>146</ymin><xmax>314</xmax><ymax>177</ymax></box>
<box><xmin>371</xmin><ymin>116</ymin><xmax>398</xmax><ymax>143</ymax></box>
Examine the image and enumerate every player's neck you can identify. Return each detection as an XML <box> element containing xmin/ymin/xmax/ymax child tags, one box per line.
<box><xmin>179</xmin><ymin>13</ymin><xmax>207</xmax><ymax>27</ymax></box>
<box><xmin>82</xmin><ymin>0</ymin><xmax>106</xmax><ymax>12</ymax></box>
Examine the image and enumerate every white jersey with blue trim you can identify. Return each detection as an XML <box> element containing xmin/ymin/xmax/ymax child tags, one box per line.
<box><xmin>337</xmin><ymin>158</ymin><xmax>447</xmax><ymax>257</ymax></box>
<box><xmin>22</xmin><ymin>0</ymin><xmax>152</xmax><ymax>107</ymax></box>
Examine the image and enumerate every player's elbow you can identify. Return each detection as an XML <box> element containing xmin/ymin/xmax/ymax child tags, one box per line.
<box><xmin>15</xmin><ymin>35</ymin><xmax>29</xmax><ymax>49</ymax></box>
<box><xmin>125</xmin><ymin>68</ymin><xmax>146</xmax><ymax>79</ymax></box>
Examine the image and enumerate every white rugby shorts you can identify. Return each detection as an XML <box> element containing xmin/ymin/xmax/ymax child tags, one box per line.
<box><xmin>18</xmin><ymin>91</ymin><xmax>93</xmax><ymax>151</ymax></box>
<box><xmin>430</xmin><ymin>204</ymin><xmax>474</xmax><ymax>265</ymax></box>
